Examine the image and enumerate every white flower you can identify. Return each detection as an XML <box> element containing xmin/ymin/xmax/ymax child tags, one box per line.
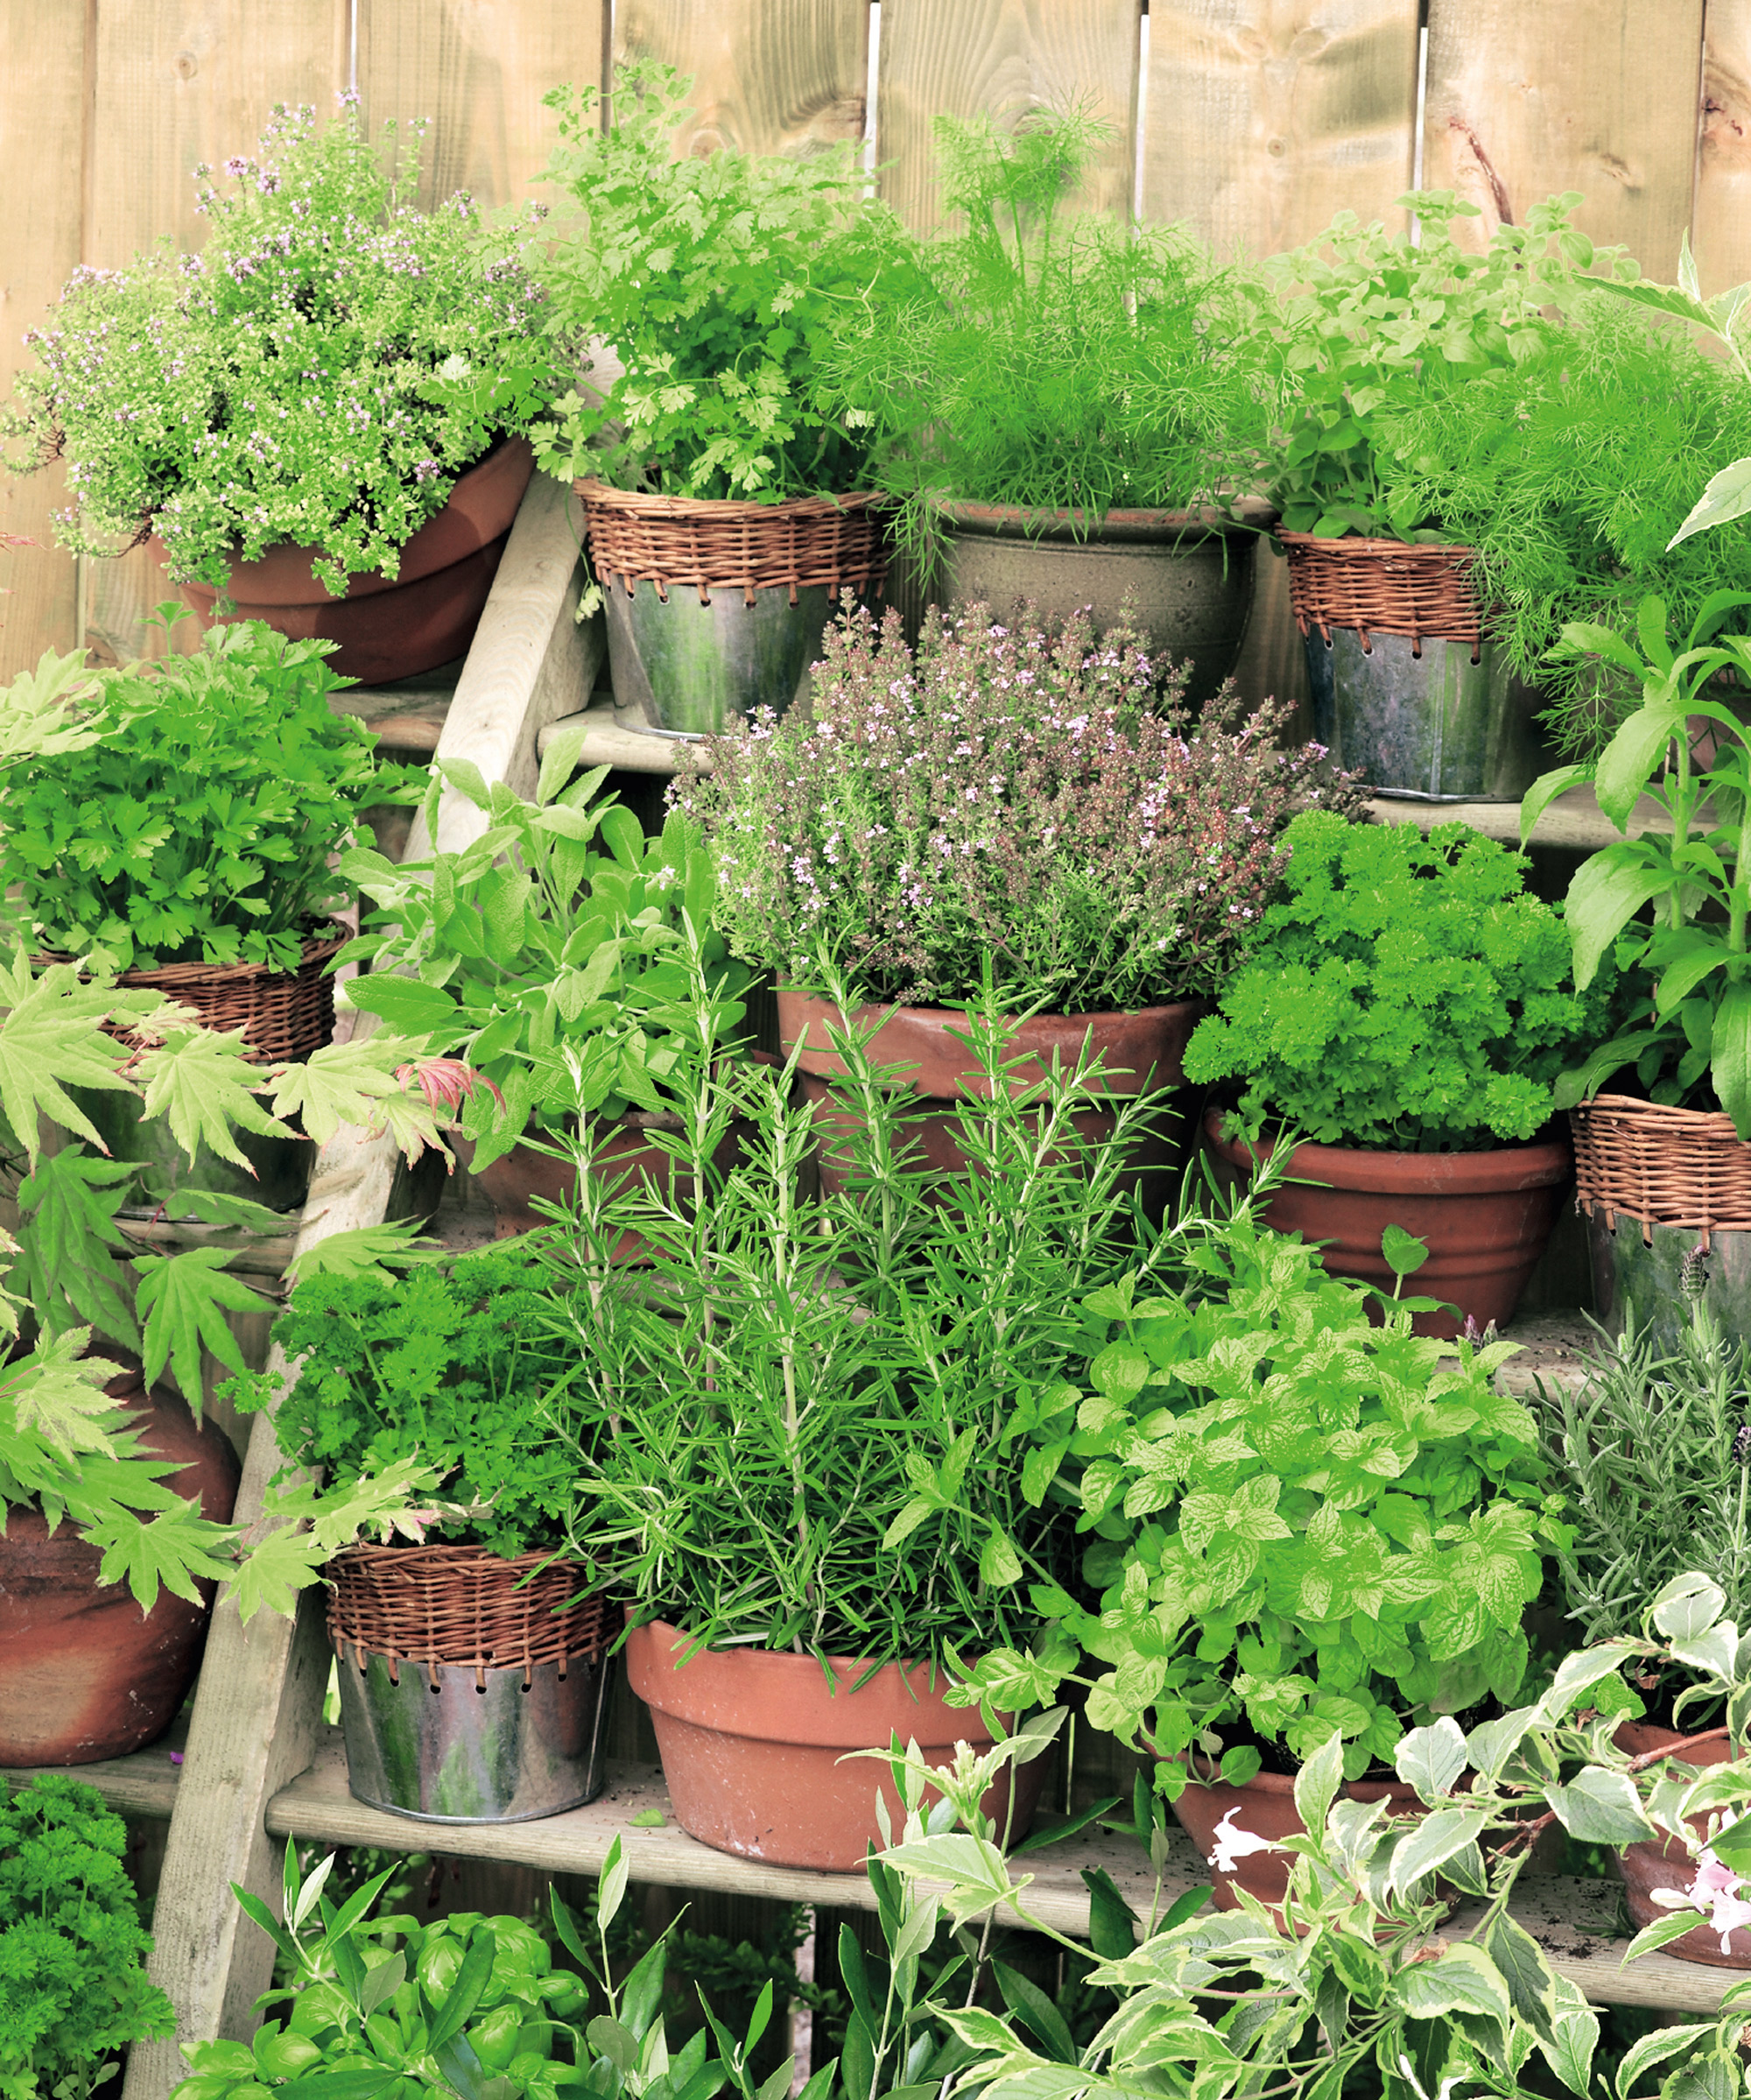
<box><xmin>1650</xmin><ymin>1845</ymin><xmax>1751</xmax><ymax>1952</ymax></box>
<box><xmin>1207</xmin><ymin>1808</ymin><xmax>1281</xmax><ymax>1875</ymax></box>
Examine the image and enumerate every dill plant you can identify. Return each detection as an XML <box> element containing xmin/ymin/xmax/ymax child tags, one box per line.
<box><xmin>820</xmin><ymin>107</ymin><xmax>1270</xmax><ymax>553</ymax></box>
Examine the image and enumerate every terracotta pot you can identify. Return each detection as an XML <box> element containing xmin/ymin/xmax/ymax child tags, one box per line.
<box><xmin>456</xmin><ymin>1108</ymin><xmax>748</xmax><ymax>1244</ymax></box>
<box><xmin>1613</xmin><ymin>1722</ymin><xmax>1750</xmax><ymax>1968</ymax></box>
<box><xmin>1171</xmin><ymin>1762</ymin><xmax>1425</xmax><ymax>1912</ymax></box>
<box><xmin>625</xmin><ymin>1619</ymin><xmax>1050</xmax><ymax>1871</ymax></box>
<box><xmin>0</xmin><ymin>1358</ymin><xmax>241</xmax><ymax>1765</ymax></box>
<box><xmin>778</xmin><ymin>991</ymin><xmax>1204</xmax><ymax>1220</ymax></box>
<box><xmin>166</xmin><ymin>439</ymin><xmax>535</xmax><ymax>685</ymax></box>
<box><xmin>1203</xmin><ymin>1109</ymin><xmax>1572</xmax><ymax>1341</ymax></box>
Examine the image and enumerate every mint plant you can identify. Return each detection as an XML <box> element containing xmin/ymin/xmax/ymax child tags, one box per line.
<box><xmin>0</xmin><ymin>615</ymin><xmax>420</xmax><ymax>972</ymax></box>
<box><xmin>1184</xmin><ymin>810</ymin><xmax>1610</xmax><ymax>1149</ymax></box>
<box><xmin>0</xmin><ymin>1775</ymin><xmax>174</xmax><ymax>2100</ymax></box>
<box><xmin>4</xmin><ymin>96</ymin><xmax>559</xmax><ymax>593</ymax></box>
<box><xmin>337</xmin><ymin>724</ymin><xmax>751</xmax><ymax>1168</ymax></box>
<box><xmin>531</xmin><ymin>64</ymin><xmax>918</xmax><ymax>499</ymax></box>
<box><xmin>957</xmin><ymin>1216</ymin><xmax>1562</xmax><ymax>1785</ymax></box>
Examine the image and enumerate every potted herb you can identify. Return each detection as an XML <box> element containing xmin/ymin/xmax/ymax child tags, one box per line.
<box><xmin>0</xmin><ymin>617</ymin><xmax>420</xmax><ymax>1213</ymax></box>
<box><xmin>337</xmin><ymin>725</ymin><xmax>751</xmax><ymax>1236</ymax></box>
<box><xmin>954</xmin><ymin>1210</ymin><xmax>1561</xmax><ymax>1907</ymax></box>
<box><xmin>1185</xmin><ymin>809</ymin><xmax>1611</xmax><ymax>1335</ymax></box>
<box><xmin>2</xmin><ymin>97</ymin><xmax>559</xmax><ymax>682</ymax></box>
<box><xmin>1</xmin><ymin>1775</ymin><xmax>175</xmax><ymax>2095</ymax></box>
<box><xmin>821</xmin><ymin>109</ymin><xmax>1273</xmax><ymax>708</ymax></box>
<box><xmin>677</xmin><ymin>599</ymin><xmax>1362</xmax><ymax>1214</ymax></box>
<box><xmin>558</xmin><ymin>947</ymin><xmax>1176</xmax><ymax>1871</ymax></box>
<box><xmin>1263</xmin><ymin>190</ymin><xmax>1619</xmax><ymax>798</ymax></box>
<box><xmin>1524</xmin><ymin>598</ymin><xmax>1751</xmax><ymax>1340</ymax></box>
<box><xmin>530</xmin><ymin>65</ymin><xmax>918</xmax><ymax>736</ymax></box>
<box><xmin>227</xmin><ymin>1242</ymin><xmax>615</xmax><ymax>1824</ymax></box>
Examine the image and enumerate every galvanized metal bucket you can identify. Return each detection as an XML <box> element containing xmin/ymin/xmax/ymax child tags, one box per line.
<box><xmin>1304</xmin><ymin>628</ymin><xmax>1548</xmax><ymax>803</ymax></box>
<box><xmin>335</xmin><ymin>1646</ymin><xmax>613</xmax><ymax>1824</ymax></box>
<box><xmin>603</xmin><ymin>578</ymin><xmax>856</xmax><ymax>739</ymax></box>
<box><xmin>1586</xmin><ymin>1209</ymin><xmax>1751</xmax><ymax>1359</ymax></box>
<box><xmin>64</xmin><ymin>1083</ymin><xmax>312</xmax><ymax>1219</ymax></box>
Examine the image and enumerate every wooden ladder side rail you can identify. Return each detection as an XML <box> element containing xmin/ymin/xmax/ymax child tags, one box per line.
<box><xmin>121</xmin><ymin>473</ymin><xmax>597</xmax><ymax>2100</ymax></box>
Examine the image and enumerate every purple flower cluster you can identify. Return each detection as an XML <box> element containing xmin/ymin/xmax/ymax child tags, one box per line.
<box><xmin>678</xmin><ymin>599</ymin><xmax>1365</xmax><ymax>1010</ymax></box>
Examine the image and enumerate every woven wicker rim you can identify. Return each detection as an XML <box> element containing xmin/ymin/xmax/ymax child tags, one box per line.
<box><xmin>1571</xmin><ymin>1092</ymin><xmax>1751</xmax><ymax>1243</ymax></box>
<box><xmin>327</xmin><ymin>1540</ymin><xmax>609</xmax><ymax>1689</ymax></box>
<box><xmin>1277</xmin><ymin>532</ymin><xmax>1484</xmax><ymax>656</ymax></box>
<box><xmin>575</xmin><ymin>477</ymin><xmax>888</xmax><ymax>608</ymax></box>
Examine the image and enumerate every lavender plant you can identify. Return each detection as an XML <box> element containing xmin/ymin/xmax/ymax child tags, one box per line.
<box><xmin>2</xmin><ymin>96</ymin><xmax>559</xmax><ymax>594</ymax></box>
<box><xmin>676</xmin><ymin>601</ymin><xmax>1363</xmax><ymax>1011</ymax></box>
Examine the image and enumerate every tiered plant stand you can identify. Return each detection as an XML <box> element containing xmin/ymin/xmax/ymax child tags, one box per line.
<box><xmin>0</xmin><ymin>497</ymin><xmax>1709</xmax><ymax>2100</ymax></box>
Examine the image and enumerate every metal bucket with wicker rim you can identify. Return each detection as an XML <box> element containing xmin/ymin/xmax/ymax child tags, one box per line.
<box><xmin>327</xmin><ymin>1541</ymin><xmax>615</xmax><ymax>1823</ymax></box>
<box><xmin>575</xmin><ymin>478</ymin><xmax>888</xmax><ymax>738</ymax></box>
<box><xmin>1280</xmin><ymin>532</ymin><xmax>1548</xmax><ymax>802</ymax></box>
<box><xmin>1572</xmin><ymin>1093</ymin><xmax>1751</xmax><ymax>1353</ymax></box>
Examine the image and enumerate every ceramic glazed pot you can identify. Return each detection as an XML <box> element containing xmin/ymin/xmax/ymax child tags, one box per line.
<box><xmin>0</xmin><ymin>1358</ymin><xmax>241</xmax><ymax>1765</ymax></box>
<box><xmin>168</xmin><ymin>439</ymin><xmax>535</xmax><ymax>685</ymax></box>
<box><xmin>625</xmin><ymin>1620</ymin><xmax>1049</xmax><ymax>1871</ymax></box>
<box><xmin>1171</xmin><ymin>1763</ymin><xmax>1425</xmax><ymax>1912</ymax></box>
<box><xmin>779</xmin><ymin>992</ymin><xmax>1203</xmax><ymax>1221</ymax></box>
<box><xmin>457</xmin><ymin>1108</ymin><xmax>749</xmax><ymax>1244</ymax></box>
<box><xmin>1613</xmin><ymin>1723</ymin><xmax>1747</xmax><ymax>1968</ymax></box>
<box><xmin>1203</xmin><ymin>1110</ymin><xmax>1572</xmax><ymax>1340</ymax></box>
<box><xmin>934</xmin><ymin>499</ymin><xmax>1274</xmax><ymax>711</ymax></box>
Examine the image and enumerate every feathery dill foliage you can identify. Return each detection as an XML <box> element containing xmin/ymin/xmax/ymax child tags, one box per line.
<box><xmin>2</xmin><ymin>97</ymin><xmax>555</xmax><ymax>594</ymax></box>
<box><xmin>820</xmin><ymin>106</ymin><xmax>1269</xmax><ymax>553</ymax></box>
<box><xmin>1538</xmin><ymin>1286</ymin><xmax>1751</xmax><ymax>1715</ymax></box>
<box><xmin>1377</xmin><ymin>298</ymin><xmax>1751</xmax><ymax>753</ymax></box>
<box><xmin>676</xmin><ymin>600</ymin><xmax>1362</xmax><ymax>1011</ymax></box>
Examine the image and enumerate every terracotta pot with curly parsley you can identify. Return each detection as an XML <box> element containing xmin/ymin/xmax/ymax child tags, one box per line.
<box><xmin>1185</xmin><ymin>812</ymin><xmax>1614</xmax><ymax>1337</ymax></box>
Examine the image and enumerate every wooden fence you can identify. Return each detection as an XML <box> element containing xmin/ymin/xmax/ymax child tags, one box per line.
<box><xmin>0</xmin><ymin>0</ymin><xmax>1742</xmax><ymax>695</ymax></box>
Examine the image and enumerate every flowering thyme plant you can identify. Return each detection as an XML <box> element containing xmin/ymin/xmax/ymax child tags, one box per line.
<box><xmin>3</xmin><ymin>96</ymin><xmax>559</xmax><ymax>593</ymax></box>
<box><xmin>677</xmin><ymin>601</ymin><xmax>1364</xmax><ymax>1011</ymax></box>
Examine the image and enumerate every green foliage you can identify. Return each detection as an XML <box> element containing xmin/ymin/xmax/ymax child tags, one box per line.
<box><xmin>0</xmin><ymin>1775</ymin><xmax>174</xmax><ymax>2100</ymax></box>
<box><xmin>531</xmin><ymin>65</ymin><xmax>918</xmax><ymax>501</ymax></box>
<box><xmin>959</xmin><ymin>1220</ymin><xmax>1559</xmax><ymax>1784</ymax></box>
<box><xmin>679</xmin><ymin>601</ymin><xmax>1363</xmax><ymax>1012</ymax></box>
<box><xmin>553</xmin><ymin>943</ymin><xmax>1179</xmax><ymax>1664</ymax></box>
<box><xmin>1183</xmin><ymin>810</ymin><xmax>1609</xmax><ymax>1149</ymax></box>
<box><xmin>0</xmin><ymin>617</ymin><xmax>419</xmax><ymax>971</ymax></box>
<box><xmin>1379</xmin><ymin>299</ymin><xmax>1751</xmax><ymax>752</ymax></box>
<box><xmin>229</xmin><ymin>1244</ymin><xmax>595</xmax><ymax>1560</ymax></box>
<box><xmin>339</xmin><ymin>743</ymin><xmax>750</xmax><ymax>1167</ymax></box>
<box><xmin>1527</xmin><ymin>595</ymin><xmax>1751</xmax><ymax>1130</ymax></box>
<box><xmin>1263</xmin><ymin>189</ymin><xmax>1621</xmax><ymax>539</ymax></box>
<box><xmin>4</xmin><ymin>98</ymin><xmax>559</xmax><ymax>592</ymax></box>
<box><xmin>821</xmin><ymin>106</ymin><xmax>1269</xmax><ymax>553</ymax></box>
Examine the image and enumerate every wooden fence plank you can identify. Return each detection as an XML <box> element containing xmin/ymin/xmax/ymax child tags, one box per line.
<box><xmin>876</xmin><ymin>0</ymin><xmax>1143</xmax><ymax>235</ymax></box>
<box><xmin>0</xmin><ymin>0</ymin><xmax>86</xmax><ymax>679</ymax></box>
<box><xmin>1695</xmin><ymin>0</ymin><xmax>1751</xmax><ymax>296</ymax></box>
<box><xmin>1423</xmin><ymin>0</ymin><xmax>1705</xmax><ymax>277</ymax></box>
<box><xmin>355</xmin><ymin>0</ymin><xmax>605</xmax><ymax>212</ymax></box>
<box><xmin>81</xmin><ymin>0</ymin><xmax>348</xmax><ymax>668</ymax></box>
<box><xmin>615</xmin><ymin>0</ymin><xmax>868</xmax><ymax>159</ymax></box>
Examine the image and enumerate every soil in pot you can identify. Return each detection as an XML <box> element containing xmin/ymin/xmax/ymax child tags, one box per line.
<box><xmin>934</xmin><ymin>500</ymin><xmax>1273</xmax><ymax>712</ymax></box>
<box><xmin>1612</xmin><ymin>1723</ymin><xmax>1748</xmax><ymax>1968</ymax></box>
<box><xmin>625</xmin><ymin>1619</ymin><xmax>1050</xmax><ymax>1872</ymax></box>
<box><xmin>1203</xmin><ymin>1108</ymin><xmax>1572</xmax><ymax>1340</ymax></box>
<box><xmin>169</xmin><ymin>439</ymin><xmax>535</xmax><ymax>686</ymax></box>
<box><xmin>1171</xmin><ymin>1758</ymin><xmax>1425</xmax><ymax>1912</ymax></box>
<box><xmin>780</xmin><ymin>991</ymin><xmax>1202</xmax><ymax>1223</ymax></box>
<box><xmin>0</xmin><ymin>1359</ymin><xmax>241</xmax><ymax>1765</ymax></box>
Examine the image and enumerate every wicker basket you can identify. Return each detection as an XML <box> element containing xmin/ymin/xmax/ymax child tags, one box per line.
<box><xmin>1278</xmin><ymin>532</ymin><xmax>1485</xmax><ymax>657</ymax></box>
<box><xmin>110</xmin><ymin>926</ymin><xmax>348</xmax><ymax>1066</ymax></box>
<box><xmin>327</xmin><ymin>1541</ymin><xmax>612</xmax><ymax>1691</ymax></box>
<box><xmin>1571</xmin><ymin>1093</ymin><xmax>1751</xmax><ymax>1245</ymax></box>
<box><xmin>575</xmin><ymin>479</ymin><xmax>888</xmax><ymax>609</ymax></box>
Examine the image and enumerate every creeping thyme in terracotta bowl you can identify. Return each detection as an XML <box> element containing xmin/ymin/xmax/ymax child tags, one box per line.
<box><xmin>676</xmin><ymin>598</ymin><xmax>1363</xmax><ymax>1209</ymax></box>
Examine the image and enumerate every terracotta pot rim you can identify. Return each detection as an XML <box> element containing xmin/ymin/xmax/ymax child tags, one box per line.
<box><xmin>935</xmin><ymin>496</ymin><xmax>1277</xmax><ymax>541</ymax></box>
<box><xmin>779</xmin><ymin>988</ymin><xmax>1205</xmax><ymax>1027</ymax></box>
<box><xmin>1203</xmin><ymin>1106</ymin><xmax>1573</xmax><ymax>1194</ymax></box>
<box><xmin>629</xmin><ymin>1617</ymin><xmax>949</xmax><ymax>1688</ymax></box>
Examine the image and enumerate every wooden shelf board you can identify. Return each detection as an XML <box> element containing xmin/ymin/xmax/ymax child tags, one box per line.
<box><xmin>4</xmin><ymin>1712</ymin><xmax>187</xmax><ymax>1819</ymax></box>
<box><xmin>537</xmin><ymin>702</ymin><xmax>711</xmax><ymax>778</ymax></box>
<box><xmin>1368</xmin><ymin>782</ymin><xmax>1671</xmax><ymax>854</ymax></box>
<box><xmin>329</xmin><ymin>659</ymin><xmax>464</xmax><ymax>756</ymax></box>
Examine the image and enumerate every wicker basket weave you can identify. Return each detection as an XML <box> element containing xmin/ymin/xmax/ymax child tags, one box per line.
<box><xmin>328</xmin><ymin>1541</ymin><xmax>611</xmax><ymax>1691</ymax></box>
<box><xmin>1571</xmin><ymin>1094</ymin><xmax>1751</xmax><ymax>1245</ymax></box>
<box><xmin>575</xmin><ymin>478</ymin><xmax>888</xmax><ymax>608</ymax></box>
<box><xmin>1278</xmin><ymin>532</ymin><xmax>1485</xmax><ymax>656</ymax></box>
<box><xmin>109</xmin><ymin>927</ymin><xmax>348</xmax><ymax>1066</ymax></box>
